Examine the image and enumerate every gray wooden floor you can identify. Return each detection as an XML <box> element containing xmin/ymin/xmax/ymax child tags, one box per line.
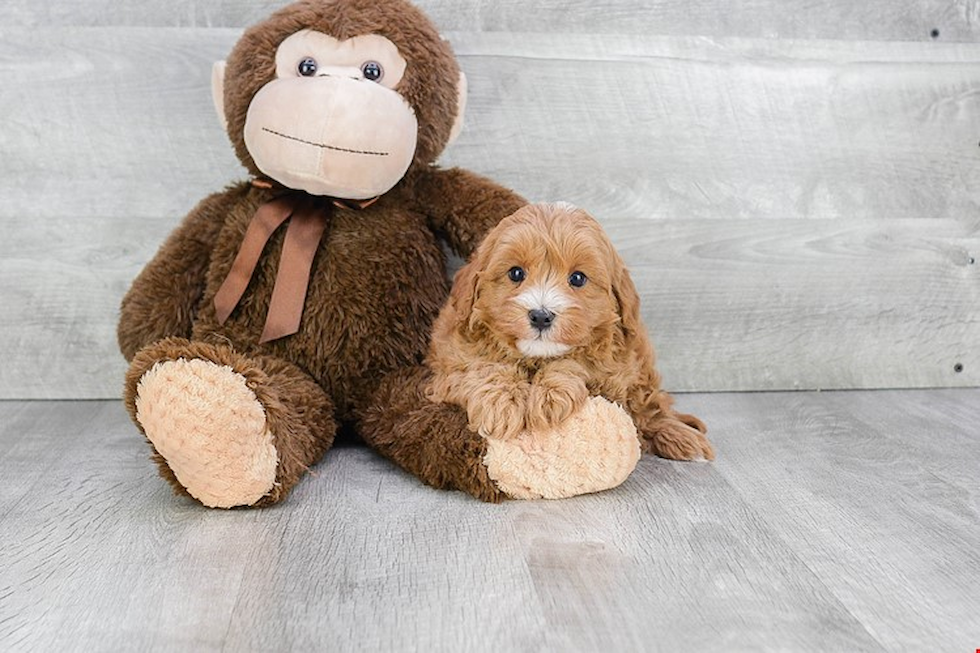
<box><xmin>1</xmin><ymin>390</ymin><xmax>978</xmax><ymax>652</ymax></box>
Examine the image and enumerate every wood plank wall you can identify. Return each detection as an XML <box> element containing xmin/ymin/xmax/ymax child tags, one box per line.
<box><xmin>1</xmin><ymin>1</ymin><xmax>977</xmax><ymax>398</ymax></box>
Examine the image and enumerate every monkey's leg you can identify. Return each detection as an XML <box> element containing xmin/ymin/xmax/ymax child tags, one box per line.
<box><xmin>124</xmin><ymin>337</ymin><xmax>337</xmax><ymax>508</ymax></box>
<box><xmin>358</xmin><ymin>366</ymin><xmax>506</xmax><ymax>503</ymax></box>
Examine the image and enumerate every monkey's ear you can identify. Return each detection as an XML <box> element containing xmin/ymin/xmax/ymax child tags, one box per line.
<box><xmin>211</xmin><ymin>61</ymin><xmax>228</xmax><ymax>131</ymax></box>
<box><xmin>446</xmin><ymin>71</ymin><xmax>467</xmax><ymax>146</ymax></box>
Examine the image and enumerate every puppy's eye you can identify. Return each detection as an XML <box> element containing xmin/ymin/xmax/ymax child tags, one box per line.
<box><xmin>508</xmin><ymin>267</ymin><xmax>526</xmax><ymax>283</ymax></box>
<box><xmin>569</xmin><ymin>271</ymin><xmax>588</xmax><ymax>288</ymax></box>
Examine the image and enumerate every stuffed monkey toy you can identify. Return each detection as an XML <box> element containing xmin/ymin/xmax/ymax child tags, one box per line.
<box><xmin>119</xmin><ymin>0</ymin><xmax>526</xmax><ymax>507</ymax></box>
<box><xmin>120</xmin><ymin>0</ymin><xmax>711</xmax><ymax>508</ymax></box>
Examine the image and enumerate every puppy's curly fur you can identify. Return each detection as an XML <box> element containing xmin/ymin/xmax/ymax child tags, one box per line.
<box><xmin>427</xmin><ymin>203</ymin><xmax>714</xmax><ymax>461</ymax></box>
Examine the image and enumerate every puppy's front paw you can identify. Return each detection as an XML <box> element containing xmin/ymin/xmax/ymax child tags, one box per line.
<box><xmin>643</xmin><ymin>418</ymin><xmax>715</xmax><ymax>461</ymax></box>
<box><xmin>468</xmin><ymin>385</ymin><xmax>530</xmax><ymax>440</ymax></box>
<box><xmin>527</xmin><ymin>376</ymin><xmax>588</xmax><ymax>431</ymax></box>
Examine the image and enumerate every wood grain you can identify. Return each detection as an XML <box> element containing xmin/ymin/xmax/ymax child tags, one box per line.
<box><xmin>6</xmin><ymin>0</ymin><xmax>979</xmax><ymax>43</ymax></box>
<box><xmin>819</xmin><ymin>388</ymin><xmax>980</xmax><ymax>496</ymax></box>
<box><xmin>3</xmin><ymin>217</ymin><xmax>974</xmax><ymax>398</ymax></box>
<box><xmin>3</xmin><ymin>29</ymin><xmax>979</xmax><ymax>222</ymax></box>
<box><xmin>0</xmin><ymin>216</ymin><xmax>163</xmax><ymax>399</ymax></box>
<box><xmin>447</xmin><ymin>33</ymin><xmax>980</xmax><ymax>222</ymax></box>
<box><xmin>0</xmin><ymin>28</ymin><xmax>243</xmax><ymax>222</ymax></box>
<box><xmin>3</xmin><ymin>393</ymin><xmax>979</xmax><ymax>650</ymax></box>
<box><xmin>5</xmin><ymin>213</ymin><xmax>977</xmax><ymax>398</ymax></box>
<box><xmin>509</xmin><ymin>471</ymin><xmax>881</xmax><ymax>651</ymax></box>
<box><xmin>701</xmin><ymin>389</ymin><xmax>980</xmax><ymax>652</ymax></box>
<box><xmin>0</xmin><ymin>401</ymin><xmax>281</xmax><ymax>651</ymax></box>
<box><xmin>2</xmin><ymin>28</ymin><xmax>978</xmax><ymax>397</ymax></box>
<box><xmin>609</xmin><ymin>217</ymin><xmax>980</xmax><ymax>392</ymax></box>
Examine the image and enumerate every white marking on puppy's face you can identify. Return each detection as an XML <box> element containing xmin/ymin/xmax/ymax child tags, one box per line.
<box><xmin>515</xmin><ymin>283</ymin><xmax>573</xmax><ymax>312</ymax></box>
<box><xmin>516</xmin><ymin>339</ymin><xmax>572</xmax><ymax>358</ymax></box>
<box><xmin>513</xmin><ymin>282</ymin><xmax>575</xmax><ymax>358</ymax></box>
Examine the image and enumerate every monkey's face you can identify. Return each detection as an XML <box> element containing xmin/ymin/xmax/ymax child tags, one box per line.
<box><xmin>218</xmin><ymin>0</ymin><xmax>466</xmax><ymax>198</ymax></box>
<box><xmin>242</xmin><ymin>29</ymin><xmax>419</xmax><ymax>200</ymax></box>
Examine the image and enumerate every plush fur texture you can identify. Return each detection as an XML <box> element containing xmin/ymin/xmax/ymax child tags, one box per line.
<box><xmin>119</xmin><ymin>0</ymin><xmax>525</xmax><ymax>507</ymax></box>
<box><xmin>427</xmin><ymin>203</ymin><xmax>715</xmax><ymax>462</ymax></box>
<box><xmin>124</xmin><ymin>337</ymin><xmax>337</xmax><ymax>507</ymax></box>
<box><xmin>482</xmin><ymin>396</ymin><xmax>641</xmax><ymax>500</ymax></box>
<box><xmin>360</xmin><ymin>366</ymin><xmax>506</xmax><ymax>503</ymax></box>
<box><xmin>135</xmin><ymin>358</ymin><xmax>279</xmax><ymax>508</ymax></box>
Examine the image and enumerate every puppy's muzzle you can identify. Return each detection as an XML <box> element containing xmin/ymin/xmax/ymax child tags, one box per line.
<box><xmin>528</xmin><ymin>308</ymin><xmax>556</xmax><ymax>331</ymax></box>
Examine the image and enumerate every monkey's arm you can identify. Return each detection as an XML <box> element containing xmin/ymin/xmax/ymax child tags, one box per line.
<box><xmin>117</xmin><ymin>186</ymin><xmax>244</xmax><ymax>361</ymax></box>
<box><xmin>415</xmin><ymin>167</ymin><xmax>526</xmax><ymax>258</ymax></box>
<box><xmin>359</xmin><ymin>366</ymin><xmax>506</xmax><ymax>503</ymax></box>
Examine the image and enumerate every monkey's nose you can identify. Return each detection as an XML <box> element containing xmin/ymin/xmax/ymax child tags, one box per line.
<box><xmin>528</xmin><ymin>308</ymin><xmax>556</xmax><ymax>331</ymax></box>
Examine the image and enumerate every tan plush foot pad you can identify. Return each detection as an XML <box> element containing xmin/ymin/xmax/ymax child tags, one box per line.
<box><xmin>483</xmin><ymin>396</ymin><xmax>641</xmax><ymax>500</ymax></box>
<box><xmin>135</xmin><ymin>359</ymin><xmax>279</xmax><ymax>508</ymax></box>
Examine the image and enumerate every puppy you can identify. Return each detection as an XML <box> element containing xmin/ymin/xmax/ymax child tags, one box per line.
<box><xmin>427</xmin><ymin>203</ymin><xmax>714</xmax><ymax>462</ymax></box>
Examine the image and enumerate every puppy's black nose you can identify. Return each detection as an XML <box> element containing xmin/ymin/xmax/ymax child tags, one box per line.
<box><xmin>528</xmin><ymin>308</ymin><xmax>556</xmax><ymax>331</ymax></box>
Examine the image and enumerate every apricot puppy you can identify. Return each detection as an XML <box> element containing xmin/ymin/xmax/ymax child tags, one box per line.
<box><xmin>427</xmin><ymin>203</ymin><xmax>714</xmax><ymax>462</ymax></box>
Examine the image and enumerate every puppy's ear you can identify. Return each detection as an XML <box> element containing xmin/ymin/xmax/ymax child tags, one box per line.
<box><xmin>611</xmin><ymin>253</ymin><xmax>642</xmax><ymax>342</ymax></box>
<box><xmin>447</xmin><ymin>219</ymin><xmax>508</xmax><ymax>330</ymax></box>
<box><xmin>447</xmin><ymin>258</ymin><xmax>480</xmax><ymax>329</ymax></box>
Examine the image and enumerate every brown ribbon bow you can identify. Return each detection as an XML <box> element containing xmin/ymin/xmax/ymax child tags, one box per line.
<box><xmin>214</xmin><ymin>192</ymin><xmax>377</xmax><ymax>343</ymax></box>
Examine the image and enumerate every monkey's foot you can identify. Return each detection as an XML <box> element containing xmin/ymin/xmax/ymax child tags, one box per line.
<box><xmin>134</xmin><ymin>358</ymin><xmax>279</xmax><ymax>508</ymax></box>
<box><xmin>483</xmin><ymin>396</ymin><xmax>641</xmax><ymax>500</ymax></box>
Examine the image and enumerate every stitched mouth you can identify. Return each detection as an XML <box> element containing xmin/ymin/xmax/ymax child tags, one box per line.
<box><xmin>262</xmin><ymin>128</ymin><xmax>390</xmax><ymax>157</ymax></box>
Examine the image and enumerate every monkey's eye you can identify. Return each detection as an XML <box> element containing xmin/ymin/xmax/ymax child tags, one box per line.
<box><xmin>508</xmin><ymin>267</ymin><xmax>526</xmax><ymax>283</ymax></box>
<box><xmin>298</xmin><ymin>57</ymin><xmax>318</xmax><ymax>77</ymax></box>
<box><xmin>569</xmin><ymin>271</ymin><xmax>588</xmax><ymax>288</ymax></box>
<box><xmin>361</xmin><ymin>61</ymin><xmax>384</xmax><ymax>82</ymax></box>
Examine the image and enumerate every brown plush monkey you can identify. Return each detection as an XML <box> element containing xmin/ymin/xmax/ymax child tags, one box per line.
<box><xmin>119</xmin><ymin>0</ymin><xmax>526</xmax><ymax>508</ymax></box>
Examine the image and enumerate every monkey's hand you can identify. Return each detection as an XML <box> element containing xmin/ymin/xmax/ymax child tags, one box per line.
<box><xmin>415</xmin><ymin>167</ymin><xmax>527</xmax><ymax>259</ymax></box>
